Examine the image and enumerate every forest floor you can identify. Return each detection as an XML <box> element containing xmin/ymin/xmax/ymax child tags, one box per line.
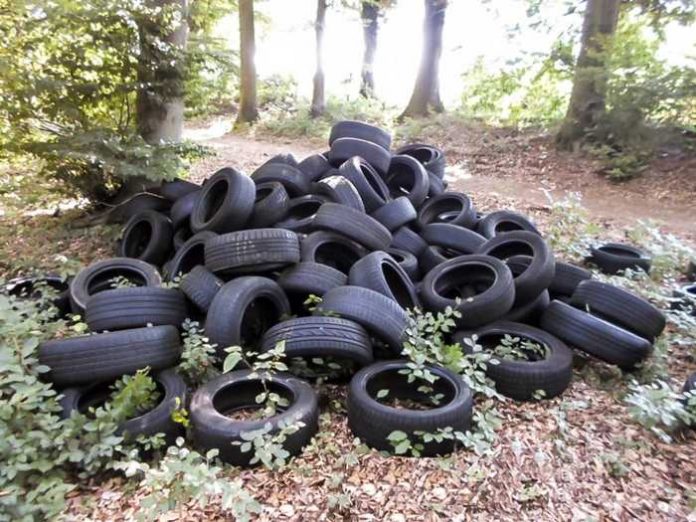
<box><xmin>2</xmin><ymin>119</ymin><xmax>695</xmax><ymax>521</ymax></box>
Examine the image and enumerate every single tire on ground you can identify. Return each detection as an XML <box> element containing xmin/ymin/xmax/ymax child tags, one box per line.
<box><xmin>587</xmin><ymin>243</ymin><xmax>652</xmax><ymax>275</ymax></box>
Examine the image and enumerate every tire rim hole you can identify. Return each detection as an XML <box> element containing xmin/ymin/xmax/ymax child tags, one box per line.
<box><xmin>213</xmin><ymin>380</ymin><xmax>293</xmax><ymax>420</ymax></box>
<box><xmin>367</xmin><ymin>368</ymin><xmax>456</xmax><ymax>410</ymax></box>
<box><xmin>204</xmin><ymin>178</ymin><xmax>229</xmax><ymax>222</ymax></box>
<box><xmin>434</xmin><ymin>264</ymin><xmax>497</xmax><ymax>300</ymax></box>
<box><xmin>124</xmin><ymin>220</ymin><xmax>152</xmax><ymax>258</ymax></box>
<box><xmin>381</xmin><ymin>262</ymin><xmax>416</xmax><ymax>310</ymax></box>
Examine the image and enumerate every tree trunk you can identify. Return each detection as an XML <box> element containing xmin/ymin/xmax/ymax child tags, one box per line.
<box><xmin>556</xmin><ymin>0</ymin><xmax>620</xmax><ymax>149</ymax></box>
<box><xmin>236</xmin><ymin>0</ymin><xmax>259</xmax><ymax>125</ymax></box>
<box><xmin>136</xmin><ymin>0</ymin><xmax>189</xmax><ymax>144</ymax></box>
<box><xmin>360</xmin><ymin>1</ymin><xmax>379</xmax><ymax>98</ymax></box>
<box><xmin>311</xmin><ymin>0</ymin><xmax>327</xmax><ymax>117</ymax></box>
<box><xmin>399</xmin><ymin>0</ymin><xmax>447</xmax><ymax>119</ymax></box>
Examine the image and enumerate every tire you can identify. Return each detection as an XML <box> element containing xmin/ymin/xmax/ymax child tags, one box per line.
<box><xmin>549</xmin><ymin>262</ymin><xmax>592</xmax><ymax>298</ymax></box>
<box><xmin>259</xmin><ymin>152</ymin><xmax>299</xmax><ymax>169</ymax></box>
<box><xmin>386</xmin><ymin>248</ymin><xmax>419</xmax><ymax>281</ymax></box>
<box><xmin>314</xmin><ymin>175</ymin><xmax>365</xmax><ymax>212</ymax></box>
<box><xmin>300</xmin><ymin>231</ymin><xmax>368</xmax><ymax>274</ymax></box>
<box><xmin>347</xmin><ymin>360</ymin><xmax>472</xmax><ymax>456</ymax></box>
<box><xmin>477</xmin><ymin>231</ymin><xmax>555</xmax><ymax>305</ymax></box>
<box><xmin>501</xmin><ymin>290</ymin><xmax>550</xmax><ymax>326</ymax></box>
<box><xmin>348</xmin><ymin>251</ymin><xmax>420</xmax><ymax>310</ymax></box>
<box><xmin>85</xmin><ymin>287</ymin><xmax>186</xmax><ymax>332</ymax></box>
<box><xmin>119</xmin><ymin>210</ymin><xmax>173</xmax><ymax>266</ymax></box>
<box><xmin>60</xmin><ymin>368</ymin><xmax>187</xmax><ymax>443</ymax></box>
<box><xmin>391</xmin><ymin>226</ymin><xmax>428</xmax><ymax>256</ymax></box>
<box><xmin>540</xmin><ymin>300</ymin><xmax>652</xmax><ymax>369</ymax></box>
<box><xmin>165</xmin><ymin>231</ymin><xmax>217</xmax><ymax>281</ymax></box>
<box><xmin>159</xmin><ymin>179</ymin><xmax>200</xmax><ymax>202</ymax></box>
<box><xmin>317</xmin><ymin>286</ymin><xmax>408</xmax><ymax>352</ymax></box>
<box><xmin>180</xmin><ymin>265</ymin><xmax>224</xmax><ymax>312</ymax></box>
<box><xmin>277</xmin><ymin>261</ymin><xmax>347</xmax><ymax>297</ymax></box>
<box><xmin>106</xmin><ymin>193</ymin><xmax>170</xmax><ymax>224</ymax></box>
<box><xmin>205</xmin><ymin>276</ymin><xmax>290</xmax><ymax>356</ymax></box>
<box><xmin>172</xmin><ymin>226</ymin><xmax>192</xmax><ymax>251</ymax></box>
<box><xmin>454</xmin><ymin>322</ymin><xmax>573</xmax><ymax>401</ymax></box>
<box><xmin>274</xmin><ymin>195</ymin><xmax>325</xmax><ymax>233</ymax></box>
<box><xmin>298</xmin><ymin>153</ymin><xmax>333</xmax><ymax>182</ymax></box>
<box><xmin>313</xmin><ymin>203</ymin><xmax>392</xmax><ymax>251</ymax></box>
<box><xmin>385</xmin><ymin>155</ymin><xmax>429</xmax><ymax>208</ymax></box>
<box><xmin>191</xmin><ymin>370</ymin><xmax>319</xmax><ymax>466</ymax></box>
<box><xmin>5</xmin><ymin>275</ymin><xmax>71</xmax><ymax>318</ymax></box>
<box><xmin>251</xmin><ymin>162</ymin><xmax>310</xmax><ymax>197</ymax></box>
<box><xmin>671</xmin><ymin>283</ymin><xmax>696</xmax><ymax>315</ymax></box>
<box><xmin>587</xmin><ymin>243</ymin><xmax>651</xmax><ymax>275</ymax></box>
<box><xmin>477</xmin><ymin>211</ymin><xmax>541</xmax><ymax>239</ymax></box>
<box><xmin>337</xmin><ymin>157</ymin><xmax>390</xmax><ymax>212</ymax></box>
<box><xmin>190</xmin><ymin>167</ymin><xmax>256</xmax><ymax>233</ymax></box>
<box><xmin>684</xmin><ymin>373</ymin><xmax>696</xmax><ymax>394</ymax></box>
<box><xmin>395</xmin><ymin>143</ymin><xmax>445</xmax><ymax>179</ymax></box>
<box><xmin>570</xmin><ymin>280</ymin><xmax>666</xmax><ymax>340</ymax></box>
<box><xmin>370</xmin><ymin>197</ymin><xmax>417</xmax><ymax>231</ymax></box>
<box><xmin>170</xmin><ymin>189</ymin><xmax>201</xmax><ymax>229</ymax></box>
<box><xmin>248</xmin><ymin>182</ymin><xmax>290</xmax><ymax>228</ymax></box>
<box><xmin>329</xmin><ymin>121</ymin><xmax>392</xmax><ymax>151</ymax></box>
<box><xmin>70</xmin><ymin>257</ymin><xmax>162</xmax><ymax>314</ymax></box>
<box><xmin>418</xmin><ymin>193</ymin><xmax>476</xmax><ymax>229</ymax></box>
<box><xmin>261</xmin><ymin>316</ymin><xmax>373</xmax><ymax>368</ymax></box>
<box><xmin>329</xmin><ymin>138</ymin><xmax>391</xmax><ymax>175</ymax></box>
<box><xmin>205</xmin><ymin>229</ymin><xmax>300</xmax><ymax>275</ymax></box>
<box><xmin>419</xmin><ymin>246</ymin><xmax>457</xmax><ymax>274</ymax></box>
<box><xmin>39</xmin><ymin>325</ymin><xmax>181</xmax><ymax>386</ymax></box>
<box><xmin>421</xmin><ymin>254</ymin><xmax>515</xmax><ymax>328</ymax></box>
<box><xmin>420</xmin><ymin>223</ymin><xmax>486</xmax><ymax>254</ymax></box>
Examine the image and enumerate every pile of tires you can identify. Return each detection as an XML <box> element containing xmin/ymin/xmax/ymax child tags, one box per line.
<box><xmin>28</xmin><ymin>119</ymin><xmax>670</xmax><ymax>463</ymax></box>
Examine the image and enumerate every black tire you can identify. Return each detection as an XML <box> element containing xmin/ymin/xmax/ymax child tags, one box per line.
<box><xmin>587</xmin><ymin>243</ymin><xmax>652</xmax><ymax>275</ymax></box>
<box><xmin>420</xmin><ymin>223</ymin><xmax>486</xmax><ymax>254</ymax></box>
<box><xmin>421</xmin><ymin>254</ymin><xmax>515</xmax><ymax>328</ymax></box>
<box><xmin>85</xmin><ymin>287</ymin><xmax>186</xmax><ymax>332</ymax></box>
<box><xmin>248</xmin><ymin>182</ymin><xmax>290</xmax><ymax>228</ymax></box>
<box><xmin>165</xmin><ymin>231</ymin><xmax>217</xmax><ymax>281</ymax></box>
<box><xmin>329</xmin><ymin>120</ymin><xmax>392</xmax><ymax>151</ymax></box>
<box><xmin>277</xmin><ymin>261</ymin><xmax>347</xmax><ymax>297</ymax></box>
<box><xmin>337</xmin><ymin>157</ymin><xmax>390</xmax><ymax>212</ymax></box>
<box><xmin>570</xmin><ymin>280</ymin><xmax>666</xmax><ymax>340</ymax></box>
<box><xmin>251</xmin><ymin>162</ymin><xmax>310</xmax><ymax>197</ymax></box>
<box><xmin>427</xmin><ymin>171</ymin><xmax>445</xmax><ymax>197</ymax></box>
<box><xmin>298</xmin><ymin>153</ymin><xmax>333</xmax><ymax>181</ymax></box>
<box><xmin>190</xmin><ymin>167</ymin><xmax>256</xmax><ymax>233</ymax></box>
<box><xmin>385</xmin><ymin>155</ymin><xmax>429</xmax><ymax>208</ymax></box>
<box><xmin>347</xmin><ymin>360</ymin><xmax>472</xmax><ymax>456</ymax></box>
<box><xmin>119</xmin><ymin>210</ymin><xmax>173</xmax><ymax>266</ymax></box>
<box><xmin>159</xmin><ymin>179</ymin><xmax>200</xmax><ymax>202</ymax></box>
<box><xmin>190</xmin><ymin>370</ymin><xmax>318</xmax><ymax>466</ymax></box>
<box><xmin>317</xmin><ymin>286</ymin><xmax>408</xmax><ymax>352</ymax></box>
<box><xmin>549</xmin><ymin>262</ymin><xmax>592</xmax><ymax>298</ymax></box>
<box><xmin>501</xmin><ymin>289</ymin><xmax>550</xmax><ymax>326</ymax></box>
<box><xmin>170</xmin><ymin>189</ymin><xmax>201</xmax><ymax>229</ymax></box>
<box><xmin>684</xmin><ymin>373</ymin><xmax>696</xmax><ymax>394</ymax></box>
<box><xmin>172</xmin><ymin>226</ymin><xmax>192</xmax><ymax>251</ymax></box>
<box><xmin>300</xmin><ymin>231</ymin><xmax>368</xmax><ymax>274</ymax></box>
<box><xmin>261</xmin><ymin>316</ymin><xmax>373</xmax><ymax>368</ymax></box>
<box><xmin>671</xmin><ymin>283</ymin><xmax>696</xmax><ymax>314</ymax></box>
<box><xmin>419</xmin><ymin>245</ymin><xmax>459</xmax><ymax>274</ymax></box>
<box><xmin>106</xmin><ymin>193</ymin><xmax>170</xmax><ymax>224</ymax></box>
<box><xmin>477</xmin><ymin>231</ymin><xmax>555</xmax><ymax>305</ymax></box>
<box><xmin>70</xmin><ymin>257</ymin><xmax>162</xmax><ymax>314</ymax></box>
<box><xmin>477</xmin><ymin>210</ymin><xmax>541</xmax><ymax>239</ymax></box>
<box><xmin>60</xmin><ymin>368</ymin><xmax>187</xmax><ymax>443</ymax></box>
<box><xmin>395</xmin><ymin>143</ymin><xmax>445</xmax><ymax>179</ymax></box>
<box><xmin>259</xmin><ymin>152</ymin><xmax>299</xmax><ymax>169</ymax></box>
<box><xmin>391</xmin><ymin>226</ymin><xmax>428</xmax><ymax>256</ymax></box>
<box><xmin>540</xmin><ymin>300</ymin><xmax>652</xmax><ymax>369</ymax></box>
<box><xmin>274</xmin><ymin>195</ymin><xmax>325</xmax><ymax>233</ymax></box>
<box><xmin>454</xmin><ymin>322</ymin><xmax>573</xmax><ymax>401</ymax></box>
<box><xmin>205</xmin><ymin>276</ymin><xmax>290</xmax><ymax>356</ymax></box>
<box><xmin>313</xmin><ymin>203</ymin><xmax>392</xmax><ymax>251</ymax></box>
<box><xmin>180</xmin><ymin>265</ymin><xmax>223</xmax><ymax>312</ymax></box>
<box><xmin>418</xmin><ymin>193</ymin><xmax>476</xmax><ymax>229</ymax></box>
<box><xmin>348</xmin><ymin>251</ymin><xmax>419</xmax><ymax>310</ymax></box>
<box><xmin>314</xmin><ymin>175</ymin><xmax>365</xmax><ymax>212</ymax></box>
<box><xmin>386</xmin><ymin>248</ymin><xmax>419</xmax><ymax>281</ymax></box>
<box><xmin>370</xmin><ymin>197</ymin><xmax>417</xmax><ymax>232</ymax></box>
<box><xmin>39</xmin><ymin>325</ymin><xmax>181</xmax><ymax>386</ymax></box>
<box><xmin>205</xmin><ymin>229</ymin><xmax>300</xmax><ymax>275</ymax></box>
<box><xmin>329</xmin><ymin>138</ymin><xmax>391</xmax><ymax>175</ymax></box>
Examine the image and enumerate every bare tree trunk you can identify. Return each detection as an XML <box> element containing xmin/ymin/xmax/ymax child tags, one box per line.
<box><xmin>360</xmin><ymin>1</ymin><xmax>379</xmax><ymax>98</ymax></box>
<box><xmin>400</xmin><ymin>0</ymin><xmax>447</xmax><ymax>119</ymax></box>
<box><xmin>136</xmin><ymin>0</ymin><xmax>189</xmax><ymax>144</ymax></box>
<box><xmin>556</xmin><ymin>0</ymin><xmax>620</xmax><ymax>149</ymax></box>
<box><xmin>236</xmin><ymin>0</ymin><xmax>258</xmax><ymax>125</ymax></box>
<box><xmin>311</xmin><ymin>0</ymin><xmax>327</xmax><ymax>117</ymax></box>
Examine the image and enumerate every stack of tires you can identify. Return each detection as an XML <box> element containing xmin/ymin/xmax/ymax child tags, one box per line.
<box><xmin>33</xmin><ymin>119</ymin><xmax>670</xmax><ymax>463</ymax></box>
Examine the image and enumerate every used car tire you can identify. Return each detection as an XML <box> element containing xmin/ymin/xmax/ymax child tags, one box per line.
<box><xmin>391</xmin><ymin>226</ymin><xmax>428</xmax><ymax>256</ymax></box>
<box><xmin>190</xmin><ymin>167</ymin><xmax>256</xmax><ymax>233</ymax></box>
<box><xmin>274</xmin><ymin>195</ymin><xmax>325</xmax><ymax>233</ymax></box>
<box><xmin>159</xmin><ymin>179</ymin><xmax>200</xmax><ymax>202</ymax></box>
<box><xmin>477</xmin><ymin>210</ymin><xmax>541</xmax><ymax>239</ymax></box>
<box><xmin>329</xmin><ymin>120</ymin><xmax>392</xmax><ymax>151</ymax></box>
<box><xmin>248</xmin><ymin>182</ymin><xmax>290</xmax><ymax>228</ymax></box>
<box><xmin>418</xmin><ymin>193</ymin><xmax>476</xmax><ymax>229</ymax></box>
<box><xmin>329</xmin><ymin>138</ymin><xmax>391</xmax><ymax>175</ymax></box>
<box><xmin>501</xmin><ymin>289</ymin><xmax>550</xmax><ymax>326</ymax></box>
<box><xmin>549</xmin><ymin>261</ymin><xmax>592</xmax><ymax>298</ymax></box>
<box><xmin>370</xmin><ymin>197</ymin><xmax>417</xmax><ymax>232</ymax></box>
<box><xmin>119</xmin><ymin>210</ymin><xmax>173</xmax><ymax>266</ymax></box>
<box><xmin>165</xmin><ymin>231</ymin><xmax>217</xmax><ymax>281</ymax></box>
<box><xmin>337</xmin><ymin>157</ymin><xmax>391</xmax><ymax>212</ymax></box>
<box><xmin>106</xmin><ymin>193</ymin><xmax>170</xmax><ymax>225</ymax></box>
<box><xmin>300</xmin><ymin>231</ymin><xmax>367</xmax><ymax>274</ymax></box>
<box><xmin>384</xmin><ymin>155</ymin><xmax>429</xmax><ymax>208</ymax></box>
<box><xmin>277</xmin><ymin>261</ymin><xmax>347</xmax><ymax>298</ymax></box>
<box><xmin>298</xmin><ymin>153</ymin><xmax>333</xmax><ymax>181</ymax></box>
<box><xmin>180</xmin><ymin>265</ymin><xmax>224</xmax><ymax>313</ymax></box>
<box><xmin>587</xmin><ymin>243</ymin><xmax>651</xmax><ymax>275</ymax></box>
<box><xmin>313</xmin><ymin>175</ymin><xmax>365</xmax><ymax>212</ymax></box>
<box><xmin>349</xmin><ymin>251</ymin><xmax>420</xmax><ymax>310</ymax></box>
<box><xmin>251</xmin><ymin>162</ymin><xmax>310</xmax><ymax>197</ymax></box>
<box><xmin>386</xmin><ymin>248</ymin><xmax>419</xmax><ymax>281</ymax></box>
<box><xmin>395</xmin><ymin>143</ymin><xmax>445</xmax><ymax>179</ymax></box>
<box><xmin>313</xmin><ymin>203</ymin><xmax>392</xmax><ymax>251</ymax></box>
<box><xmin>420</xmin><ymin>223</ymin><xmax>486</xmax><ymax>254</ymax></box>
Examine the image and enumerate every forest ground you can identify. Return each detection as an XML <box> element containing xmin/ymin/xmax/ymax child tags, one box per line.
<box><xmin>2</xmin><ymin>120</ymin><xmax>695</xmax><ymax>521</ymax></box>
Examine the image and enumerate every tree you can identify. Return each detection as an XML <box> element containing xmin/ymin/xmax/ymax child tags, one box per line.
<box><xmin>311</xmin><ymin>0</ymin><xmax>328</xmax><ymax>117</ymax></box>
<box><xmin>556</xmin><ymin>0</ymin><xmax>620</xmax><ymax>149</ymax></box>
<box><xmin>236</xmin><ymin>0</ymin><xmax>259</xmax><ymax>125</ymax></box>
<box><xmin>400</xmin><ymin>0</ymin><xmax>447</xmax><ymax>119</ymax></box>
<box><xmin>360</xmin><ymin>1</ymin><xmax>379</xmax><ymax>98</ymax></box>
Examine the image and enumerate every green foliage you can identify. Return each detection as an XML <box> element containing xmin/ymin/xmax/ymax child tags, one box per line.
<box><xmin>117</xmin><ymin>437</ymin><xmax>260</xmax><ymax>521</ymax></box>
<box><xmin>624</xmin><ymin>380</ymin><xmax>695</xmax><ymax>442</ymax></box>
<box><xmin>543</xmin><ymin>192</ymin><xmax>600</xmax><ymax>262</ymax></box>
<box><xmin>178</xmin><ymin>319</ymin><xmax>220</xmax><ymax>386</ymax></box>
<box><xmin>492</xmin><ymin>334</ymin><xmax>548</xmax><ymax>362</ymax></box>
<box><xmin>234</xmin><ymin>419</ymin><xmax>306</xmax><ymax>470</ymax></box>
<box><xmin>625</xmin><ymin>219</ymin><xmax>695</xmax><ymax>281</ymax></box>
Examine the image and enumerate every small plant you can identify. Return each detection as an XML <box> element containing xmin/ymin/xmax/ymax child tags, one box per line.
<box><xmin>543</xmin><ymin>192</ymin><xmax>599</xmax><ymax>261</ymax></box>
<box><xmin>386</xmin><ymin>427</ymin><xmax>470</xmax><ymax>457</ymax></box>
<box><xmin>178</xmin><ymin>319</ymin><xmax>219</xmax><ymax>386</ymax></box>
<box><xmin>303</xmin><ymin>294</ymin><xmax>323</xmax><ymax>313</ymax></box>
<box><xmin>108</xmin><ymin>275</ymin><xmax>137</xmax><ymax>289</ymax></box>
<box><xmin>491</xmin><ymin>334</ymin><xmax>547</xmax><ymax>362</ymax></box>
<box><xmin>625</xmin><ymin>219</ymin><xmax>695</xmax><ymax>282</ymax></box>
<box><xmin>234</xmin><ymin>418</ymin><xmax>306</xmax><ymax>470</ymax></box>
